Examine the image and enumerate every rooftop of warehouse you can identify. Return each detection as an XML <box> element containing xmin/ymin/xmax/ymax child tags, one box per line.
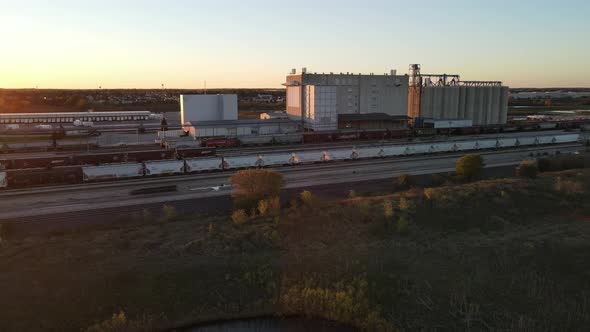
<box><xmin>338</xmin><ymin>113</ymin><xmax>410</xmax><ymax>121</ymax></box>
<box><xmin>186</xmin><ymin>118</ymin><xmax>297</xmax><ymax>127</ymax></box>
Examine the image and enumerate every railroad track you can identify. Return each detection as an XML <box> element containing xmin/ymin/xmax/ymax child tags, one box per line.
<box><xmin>0</xmin><ymin>142</ymin><xmax>581</xmax><ymax>197</ymax></box>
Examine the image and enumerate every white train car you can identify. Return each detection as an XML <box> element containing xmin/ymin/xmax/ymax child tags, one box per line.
<box><xmin>71</xmin><ymin>133</ymin><xmax>579</xmax><ymax>182</ymax></box>
<box><xmin>82</xmin><ymin>163</ymin><xmax>144</xmax><ymax>181</ymax></box>
<box><xmin>223</xmin><ymin>155</ymin><xmax>266</xmax><ymax>169</ymax></box>
<box><xmin>144</xmin><ymin>160</ymin><xmax>185</xmax><ymax>176</ymax></box>
<box><xmin>185</xmin><ymin>157</ymin><xmax>224</xmax><ymax>172</ymax></box>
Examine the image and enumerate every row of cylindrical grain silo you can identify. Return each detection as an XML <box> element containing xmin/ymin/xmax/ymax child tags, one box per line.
<box><xmin>458</xmin><ymin>86</ymin><xmax>507</xmax><ymax>125</ymax></box>
<box><xmin>491</xmin><ymin>86</ymin><xmax>502</xmax><ymax>124</ymax></box>
<box><xmin>420</xmin><ymin>86</ymin><xmax>460</xmax><ymax>119</ymax></box>
<box><xmin>444</xmin><ymin>86</ymin><xmax>460</xmax><ymax>118</ymax></box>
<box><xmin>420</xmin><ymin>87</ymin><xmax>434</xmax><ymax>118</ymax></box>
<box><xmin>499</xmin><ymin>87</ymin><xmax>509</xmax><ymax>124</ymax></box>
<box><xmin>457</xmin><ymin>86</ymin><xmax>467</xmax><ymax>119</ymax></box>
<box><xmin>417</xmin><ymin>85</ymin><xmax>508</xmax><ymax>125</ymax></box>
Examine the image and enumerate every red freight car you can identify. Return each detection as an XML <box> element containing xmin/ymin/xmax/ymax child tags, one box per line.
<box><xmin>202</xmin><ymin>138</ymin><xmax>240</xmax><ymax>148</ymax></box>
<box><xmin>175</xmin><ymin>147</ymin><xmax>216</xmax><ymax>158</ymax></box>
<box><xmin>0</xmin><ymin>155</ymin><xmax>73</xmax><ymax>170</ymax></box>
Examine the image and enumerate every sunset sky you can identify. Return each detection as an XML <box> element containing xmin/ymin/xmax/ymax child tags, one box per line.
<box><xmin>1</xmin><ymin>0</ymin><xmax>588</xmax><ymax>89</ymax></box>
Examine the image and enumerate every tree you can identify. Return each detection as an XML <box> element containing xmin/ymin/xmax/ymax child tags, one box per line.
<box><xmin>455</xmin><ymin>154</ymin><xmax>484</xmax><ymax>182</ymax></box>
<box><xmin>516</xmin><ymin>160</ymin><xmax>538</xmax><ymax>179</ymax></box>
<box><xmin>229</xmin><ymin>169</ymin><xmax>284</xmax><ymax>210</ymax></box>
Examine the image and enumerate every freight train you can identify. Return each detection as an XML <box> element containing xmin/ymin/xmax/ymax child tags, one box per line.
<box><xmin>0</xmin><ymin>133</ymin><xmax>579</xmax><ymax>189</ymax></box>
<box><xmin>197</xmin><ymin>118</ymin><xmax>590</xmax><ymax>148</ymax></box>
<box><xmin>0</xmin><ymin>147</ymin><xmax>216</xmax><ymax>170</ymax></box>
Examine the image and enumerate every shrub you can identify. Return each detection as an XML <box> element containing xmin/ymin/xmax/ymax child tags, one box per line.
<box><xmin>456</xmin><ymin>154</ymin><xmax>484</xmax><ymax>181</ymax></box>
<box><xmin>230</xmin><ymin>169</ymin><xmax>284</xmax><ymax>211</ymax></box>
<box><xmin>554</xmin><ymin>177</ymin><xmax>584</xmax><ymax>195</ymax></box>
<box><xmin>396</xmin><ymin>215</ymin><xmax>410</xmax><ymax>233</ymax></box>
<box><xmin>399</xmin><ymin>197</ymin><xmax>411</xmax><ymax>211</ymax></box>
<box><xmin>357</xmin><ymin>201</ymin><xmax>371</xmax><ymax>221</ymax></box>
<box><xmin>396</xmin><ymin>173</ymin><xmax>414</xmax><ymax>189</ymax></box>
<box><xmin>516</xmin><ymin>160</ymin><xmax>539</xmax><ymax>178</ymax></box>
<box><xmin>231</xmin><ymin>209</ymin><xmax>248</xmax><ymax>225</ymax></box>
<box><xmin>84</xmin><ymin>311</ymin><xmax>154</xmax><ymax>332</ymax></box>
<box><xmin>538</xmin><ymin>154</ymin><xmax>588</xmax><ymax>172</ymax></box>
<box><xmin>348</xmin><ymin>190</ymin><xmax>357</xmax><ymax>199</ymax></box>
<box><xmin>383</xmin><ymin>200</ymin><xmax>394</xmax><ymax>219</ymax></box>
<box><xmin>423</xmin><ymin>187</ymin><xmax>436</xmax><ymax>200</ymax></box>
<box><xmin>267</xmin><ymin>196</ymin><xmax>281</xmax><ymax>217</ymax></box>
<box><xmin>279</xmin><ymin>278</ymin><xmax>396</xmax><ymax>332</ymax></box>
<box><xmin>161</xmin><ymin>204</ymin><xmax>177</xmax><ymax>222</ymax></box>
<box><xmin>258</xmin><ymin>199</ymin><xmax>269</xmax><ymax>217</ymax></box>
<box><xmin>300</xmin><ymin>190</ymin><xmax>313</xmax><ymax>207</ymax></box>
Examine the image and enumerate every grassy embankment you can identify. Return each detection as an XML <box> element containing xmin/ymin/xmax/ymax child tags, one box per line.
<box><xmin>1</xmin><ymin>159</ymin><xmax>590</xmax><ymax>331</ymax></box>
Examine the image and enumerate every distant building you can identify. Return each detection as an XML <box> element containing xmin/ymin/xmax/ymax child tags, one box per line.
<box><xmin>254</xmin><ymin>94</ymin><xmax>274</xmax><ymax>103</ymax></box>
<box><xmin>285</xmin><ymin>69</ymin><xmax>409</xmax><ymax>131</ymax></box>
<box><xmin>260</xmin><ymin>112</ymin><xmax>289</xmax><ymax>120</ymax></box>
<box><xmin>185</xmin><ymin>119</ymin><xmax>299</xmax><ymax>138</ymax></box>
<box><xmin>180</xmin><ymin>94</ymin><xmax>238</xmax><ymax>125</ymax></box>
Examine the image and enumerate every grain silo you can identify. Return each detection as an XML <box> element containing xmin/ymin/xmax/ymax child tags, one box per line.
<box><xmin>407</xmin><ymin>64</ymin><xmax>508</xmax><ymax>126</ymax></box>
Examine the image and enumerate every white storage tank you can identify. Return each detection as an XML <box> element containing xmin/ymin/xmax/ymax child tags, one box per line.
<box><xmin>491</xmin><ymin>86</ymin><xmax>501</xmax><ymax>124</ymax></box>
<box><xmin>500</xmin><ymin>87</ymin><xmax>509</xmax><ymax>124</ymax></box>
<box><xmin>420</xmin><ymin>87</ymin><xmax>434</xmax><ymax>118</ymax></box>
<box><xmin>458</xmin><ymin>86</ymin><xmax>467</xmax><ymax>119</ymax></box>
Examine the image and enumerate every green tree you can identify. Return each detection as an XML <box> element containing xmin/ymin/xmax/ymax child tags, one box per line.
<box><xmin>456</xmin><ymin>154</ymin><xmax>485</xmax><ymax>182</ymax></box>
<box><xmin>516</xmin><ymin>160</ymin><xmax>539</xmax><ymax>178</ymax></box>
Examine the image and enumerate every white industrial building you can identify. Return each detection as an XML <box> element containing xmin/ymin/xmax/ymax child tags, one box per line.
<box><xmin>185</xmin><ymin>119</ymin><xmax>299</xmax><ymax>139</ymax></box>
<box><xmin>285</xmin><ymin>69</ymin><xmax>409</xmax><ymax>131</ymax></box>
<box><xmin>180</xmin><ymin>94</ymin><xmax>238</xmax><ymax>125</ymax></box>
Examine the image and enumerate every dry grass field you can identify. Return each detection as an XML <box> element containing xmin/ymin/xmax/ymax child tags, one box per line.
<box><xmin>1</xmin><ymin>168</ymin><xmax>590</xmax><ymax>331</ymax></box>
